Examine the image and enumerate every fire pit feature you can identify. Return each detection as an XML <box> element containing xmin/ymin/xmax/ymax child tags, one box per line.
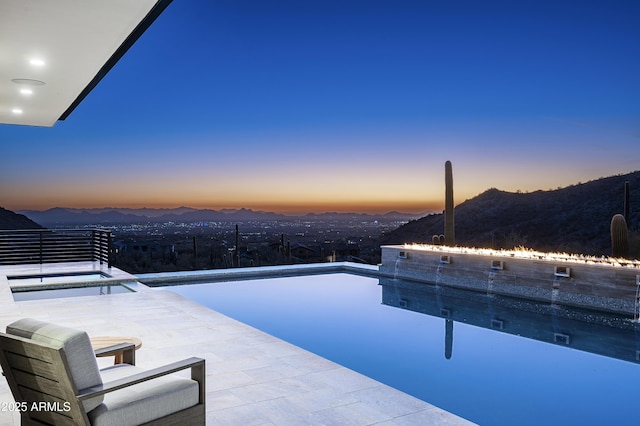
<box><xmin>381</xmin><ymin>244</ymin><xmax>640</xmax><ymax>316</ymax></box>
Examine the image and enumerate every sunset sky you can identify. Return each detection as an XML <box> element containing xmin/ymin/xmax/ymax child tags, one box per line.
<box><xmin>1</xmin><ymin>0</ymin><xmax>639</xmax><ymax>214</ymax></box>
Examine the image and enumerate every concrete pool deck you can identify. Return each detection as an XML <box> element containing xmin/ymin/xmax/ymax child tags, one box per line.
<box><xmin>0</xmin><ymin>262</ymin><xmax>473</xmax><ymax>425</ymax></box>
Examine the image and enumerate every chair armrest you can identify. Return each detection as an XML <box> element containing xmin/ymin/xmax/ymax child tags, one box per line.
<box><xmin>94</xmin><ymin>342</ymin><xmax>135</xmax><ymax>357</ymax></box>
<box><xmin>94</xmin><ymin>342</ymin><xmax>136</xmax><ymax>365</ymax></box>
<box><xmin>77</xmin><ymin>357</ymin><xmax>205</xmax><ymax>401</ymax></box>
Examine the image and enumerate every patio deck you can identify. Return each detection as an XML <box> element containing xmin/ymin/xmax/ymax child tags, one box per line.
<box><xmin>0</xmin><ymin>262</ymin><xmax>473</xmax><ymax>425</ymax></box>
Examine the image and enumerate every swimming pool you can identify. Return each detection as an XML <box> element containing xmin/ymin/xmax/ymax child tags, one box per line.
<box><xmin>7</xmin><ymin>271</ymin><xmax>137</xmax><ymax>301</ymax></box>
<box><xmin>166</xmin><ymin>273</ymin><xmax>640</xmax><ymax>425</ymax></box>
<box><xmin>8</xmin><ymin>271</ymin><xmax>109</xmax><ymax>285</ymax></box>
<box><xmin>12</xmin><ymin>283</ymin><xmax>134</xmax><ymax>301</ymax></box>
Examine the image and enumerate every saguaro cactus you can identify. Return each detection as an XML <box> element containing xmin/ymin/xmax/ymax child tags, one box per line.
<box><xmin>444</xmin><ymin>160</ymin><xmax>455</xmax><ymax>246</ymax></box>
<box><xmin>610</xmin><ymin>214</ymin><xmax>629</xmax><ymax>258</ymax></box>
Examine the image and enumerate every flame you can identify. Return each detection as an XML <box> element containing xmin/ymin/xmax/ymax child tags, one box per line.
<box><xmin>402</xmin><ymin>243</ymin><xmax>640</xmax><ymax>269</ymax></box>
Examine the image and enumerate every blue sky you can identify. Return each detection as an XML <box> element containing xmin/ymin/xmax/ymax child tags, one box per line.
<box><xmin>2</xmin><ymin>0</ymin><xmax>639</xmax><ymax>213</ymax></box>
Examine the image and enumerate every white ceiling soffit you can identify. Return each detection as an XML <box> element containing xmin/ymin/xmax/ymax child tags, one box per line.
<box><xmin>0</xmin><ymin>0</ymin><xmax>172</xmax><ymax>127</ymax></box>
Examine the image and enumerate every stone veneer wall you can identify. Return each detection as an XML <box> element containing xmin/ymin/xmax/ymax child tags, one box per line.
<box><xmin>380</xmin><ymin>245</ymin><xmax>640</xmax><ymax>315</ymax></box>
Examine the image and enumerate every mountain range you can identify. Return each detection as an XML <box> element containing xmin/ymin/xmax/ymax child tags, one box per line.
<box><xmin>15</xmin><ymin>207</ymin><xmax>425</xmax><ymax>227</ymax></box>
<box><xmin>380</xmin><ymin>170</ymin><xmax>639</xmax><ymax>257</ymax></box>
<box><xmin>0</xmin><ymin>207</ymin><xmax>43</xmax><ymax>230</ymax></box>
<box><xmin>6</xmin><ymin>170</ymin><xmax>640</xmax><ymax>258</ymax></box>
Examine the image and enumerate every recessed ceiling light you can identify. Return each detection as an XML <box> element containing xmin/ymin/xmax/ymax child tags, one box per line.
<box><xmin>11</xmin><ymin>78</ymin><xmax>46</xmax><ymax>86</ymax></box>
<box><xmin>20</xmin><ymin>88</ymin><xmax>33</xmax><ymax>95</ymax></box>
<box><xmin>29</xmin><ymin>59</ymin><xmax>45</xmax><ymax>66</ymax></box>
<box><xmin>12</xmin><ymin>108</ymin><xmax>23</xmax><ymax>114</ymax></box>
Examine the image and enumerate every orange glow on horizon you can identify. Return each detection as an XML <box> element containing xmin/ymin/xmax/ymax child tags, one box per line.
<box><xmin>4</xmin><ymin>198</ymin><xmax>443</xmax><ymax>215</ymax></box>
<box><xmin>4</xmin><ymin>152</ymin><xmax>624</xmax><ymax>216</ymax></box>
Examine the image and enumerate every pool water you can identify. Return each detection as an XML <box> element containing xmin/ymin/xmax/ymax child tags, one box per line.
<box><xmin>12</xmin><ymin>284</ymin><xmax>134</xmax><ymax>301</ymax></box>
<box><xmin>8</xmin><ymin>272</ymin><xmax>107</xmax><ymax>285</ymax></box>
<box><xmin>167</xmin><ymin>273</ymin><xmax>640</xmax><ymax>425</ymax></box>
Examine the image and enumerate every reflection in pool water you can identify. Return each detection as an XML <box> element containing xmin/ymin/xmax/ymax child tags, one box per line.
<box><xmin>167</xmin><ymin>273</ymin><xmax>640</xmax><ymax>425</ymax></box>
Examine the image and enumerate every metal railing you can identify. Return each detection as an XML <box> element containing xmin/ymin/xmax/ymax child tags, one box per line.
<box><xmin>0</xmin><ymin>229</ymin><xmax>111</xmax><ymax>267</ymax></box>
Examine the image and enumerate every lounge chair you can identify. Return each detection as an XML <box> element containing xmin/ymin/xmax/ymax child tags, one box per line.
<box><xmin>0</xmin><ymin>318</ymin><xmax>205</xmax><ymax>425</ymax></box>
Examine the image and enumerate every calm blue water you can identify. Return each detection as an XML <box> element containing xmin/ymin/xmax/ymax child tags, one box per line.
<box><xmin>167</xmin><ymin>273</ymin><xmax>640</xmax><ymax>425</ymax></box>
<box><xmin>12</xmin><ymin>284</ymin><xmax>132</xmax><ymax>301</ymax></box>
<box><xmin>8</xmin><ymin>272</ymin><xmax>106</xmax><ymax>285</ymax></box>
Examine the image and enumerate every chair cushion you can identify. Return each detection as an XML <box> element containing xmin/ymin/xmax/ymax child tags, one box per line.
<box><xmin>6</xmin><ymin>318</ymin><xmax>104</xmax><ymax>412</ymax></box>
<box><xmin>88</xmin><ymin>364</ymin><xmax>200</xmax><ymax>426</ymax></box>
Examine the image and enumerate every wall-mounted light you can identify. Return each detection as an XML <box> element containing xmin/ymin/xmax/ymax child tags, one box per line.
<box><xmin>491</xmin><ymin>260</ymin><xmax>504</xmax><ymax>270</ymax></box>
<box><xmin>11</xmin><ymin>108</ymin><xmax>23</xmax><ymax>114</ymax></box>
<box><xmin>554</xmin><ymin>266</ymin><xmax>571</xmax><ymax>278</ymax></box>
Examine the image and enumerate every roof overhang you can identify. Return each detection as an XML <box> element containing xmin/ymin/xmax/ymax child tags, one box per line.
<box><xmin>0</xmin><ymin>0</ymin><xmax>172</xmax><ymax>127</ymax></box>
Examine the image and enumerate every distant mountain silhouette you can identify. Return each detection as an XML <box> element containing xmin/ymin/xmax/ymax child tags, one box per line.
<box><xmin>156</xmin><ymin>208</ymin><xmax>287</xmax><ymax>222</ymax></box>
<box><xmin>17</xmin><ymin>207</ymin><xmax>288</xmax><ymax>226</ymax></box>
<box><xmin>90</xmin><ymin>206</ymin><xmax>199</xmax><ymax>217</ymax></box>
<box><xmin>303</xmin><ymin>211</ymin><xmax>425</xmax><ymax>221</ymax></box>
<box><xmin>17</xmin><ymin>207</ymin><xmax>424</xmax><ymax>227</ymax></box>
<box><xmin>17</xmin><ymin>208</ymin><xmax>147</xmax><ymax>227</ymax></box>
<box><xmin>0</xmin><ymin>207</ymin><xmax>43</xmax><ymax>230</ymax></box>
<box><xmin>380</xmin><ymin>171</ymin><xmax>640</xmax><ymax>257</ymax></box>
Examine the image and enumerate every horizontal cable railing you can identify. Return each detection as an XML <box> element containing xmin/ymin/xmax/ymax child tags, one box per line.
<box><xmin>0</xmin><ymin>229</ymin><xmax>111</xmax><ymax>267</ymax></box>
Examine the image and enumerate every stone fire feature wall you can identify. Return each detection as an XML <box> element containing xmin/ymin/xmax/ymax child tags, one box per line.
<box><xmin>380</xmin><ymin>245</ymin><xmax>640</xmax><ymax>316</ymax></box>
